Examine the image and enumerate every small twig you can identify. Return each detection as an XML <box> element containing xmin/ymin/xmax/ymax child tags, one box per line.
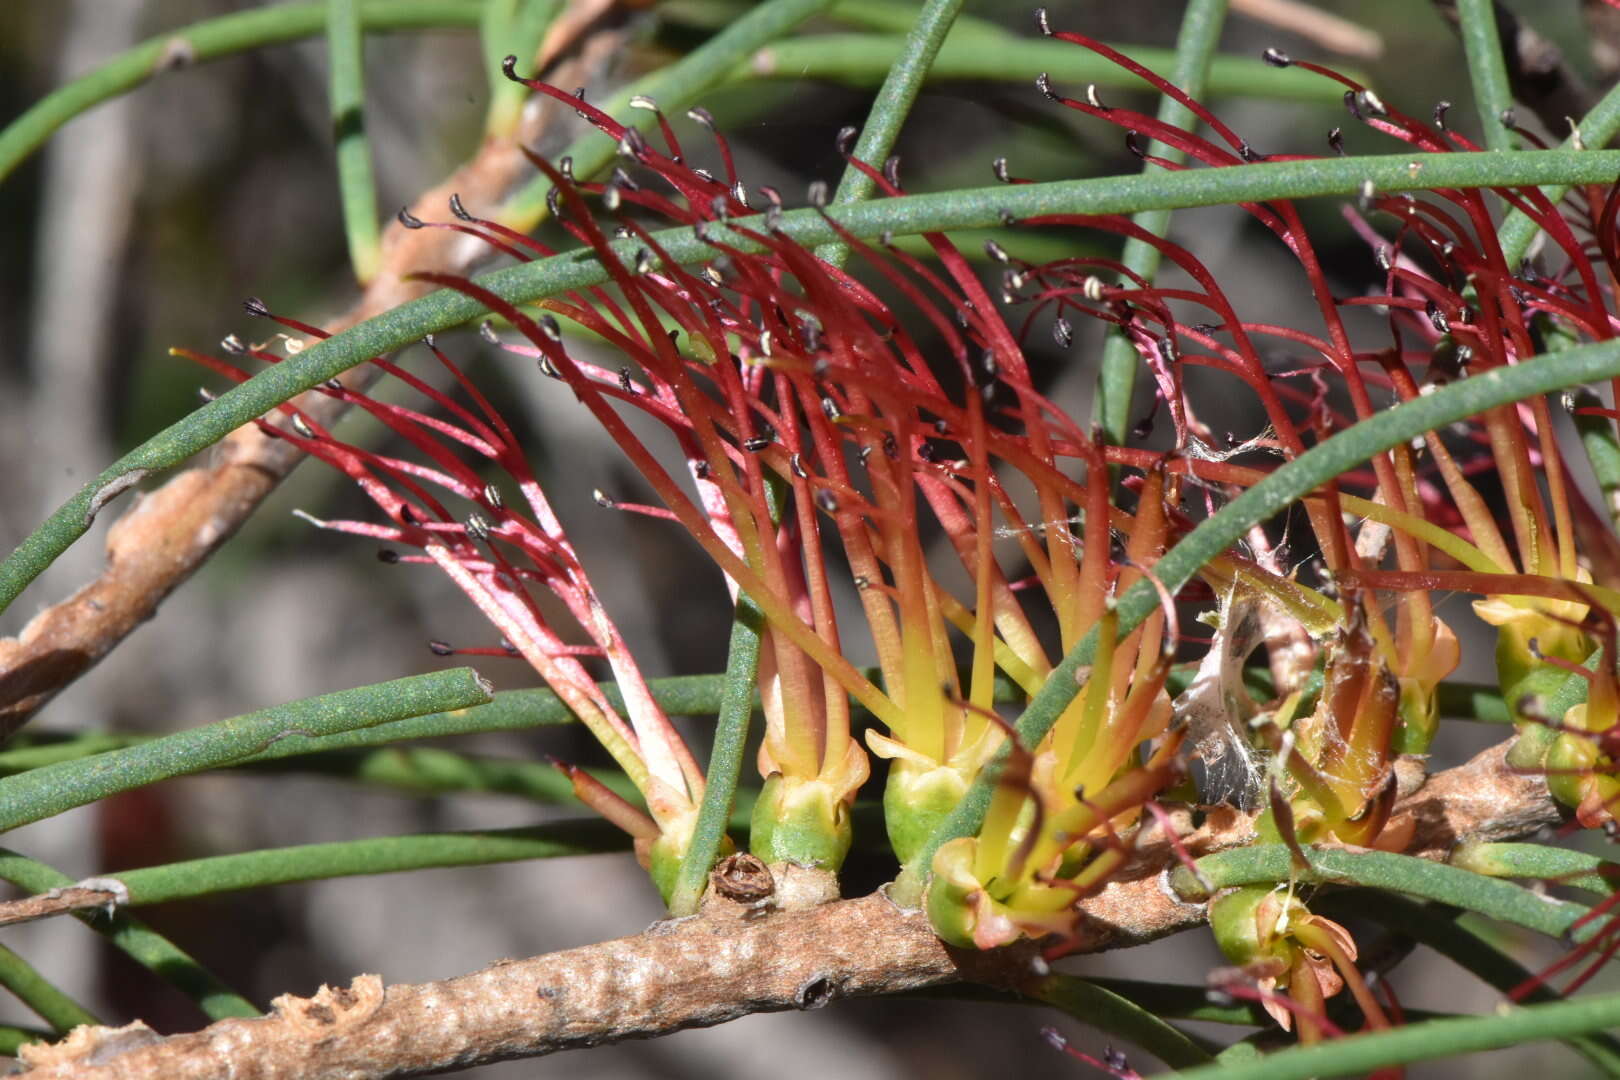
<box><xmin>14</xmin><ymin>741</ymin><xmax>1557</xmax><ymax>1079</ymax></box>
<box><xmin>0</xmin><ymin>878</ymin><xmax>128</xmax><ymax>929</ymax></box>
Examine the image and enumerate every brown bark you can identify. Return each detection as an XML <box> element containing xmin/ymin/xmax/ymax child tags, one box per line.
<box><xmin>0</xmin><ymin>0</ymin><xmax>627</xmax><ymax>740</ymax></box>
<box><xmin>13</xmin><ymin>743</ymin><xmax>1560</xmax><ymax>1079</ymax></box>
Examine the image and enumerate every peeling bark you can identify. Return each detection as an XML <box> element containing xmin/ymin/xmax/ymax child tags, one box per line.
<box><xmin>14</xmin><ymin>744</ymin><xmax>1560</xmax><ymax>1079</ymax></box>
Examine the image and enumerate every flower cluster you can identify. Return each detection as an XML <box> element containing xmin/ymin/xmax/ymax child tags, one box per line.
<box><xmin>184</xmin><ymin>14</ymin><xmax>1620</xmax><ymax>1041</ymax></box>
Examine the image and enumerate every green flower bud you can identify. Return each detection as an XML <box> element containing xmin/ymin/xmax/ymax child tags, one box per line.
<box><xmin>749</xmin><ymin>773</ymin><xmax>851</xmax><ymax>871</ymax></box>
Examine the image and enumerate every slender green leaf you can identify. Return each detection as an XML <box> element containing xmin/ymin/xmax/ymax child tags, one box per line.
<box><xmin>737</xmin><ymin>34</ymin><xmax>1360</xmax><ymax>104</ymax></box>
<box><xmin>0</xmin><ymin>1025</ymin><xmax>55</xmax><ymax>1056</ymax></box>
<box><xmin>1450</xmin><ymin>841</ymin><xmax>1620</xmax><ymax>896</ymax></box>
<box><xmin>1159</xmin><ymin>991</ymin><xmax>1620</xmax><ymax>1080</ymax></box>
<box><xmin>0</xmin><ymin>821</ymin><xmax>628</xmax><ymax>906</ymax></box>
<box><xmin>1456</xmin><ymin>0</ymin><xmax>1515</xmax><ymax>152</ymax></box>
<box><xmin>817</xmin><ymin>0</ymin><xmax>965</xmax><ymax>266</ymax></box>
<box><xmin>1173</xmin><ymin>846</ymin><xmax>1594</xmax><ymax>941</ymax></box>
<box><xmin>0</xmin><ymin>1</ymin><xmax>488</xmax><ymax>187</ymax></box>
<box><xmin>0</xmin><ymin>942</ymin><xmax>100</xmax><ymax>1034</ymax></box>
<box><xmin>0</xmin><ymin>668</ymin><xmax>491</xmax><ymax>834</ymax></box>
<box><xmin>668</xmin><ymin>599</ymin><xmax>764</xmax><ymax>915</ymax></box>
<box><xmin>327</xmin><ymin>0</ymin><xmax>382</xmax><ymax>283</ymax></box>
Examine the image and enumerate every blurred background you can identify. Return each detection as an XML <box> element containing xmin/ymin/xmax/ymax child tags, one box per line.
<box><xmin>1</xmin><ymin>0</ymin><xmax>1616</xmax><ymax>1075</ymax></box>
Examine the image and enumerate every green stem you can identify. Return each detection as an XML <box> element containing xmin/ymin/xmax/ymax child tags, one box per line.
<box><xmin>0</xmin><ymin>668</ymin><xmax>491</xmax><ymax>833</ymax></box>
<box><xmin>1093</xmin><ymin>0</ymin><xmax>1227</xmax><ymax>445</ymax></box>
<box><xmin>1160</xmin><ymin>992</ymin><xmax>1620</xmax><ymax>1080</ymax></box>
<box><xmin>1457</xmin><ymin>0</ymin><xmax>1516</xmax><ymax>152</ymax></box>
<box><xmin>1313</xmin><ymin>889</ymin><xmax>1620</xmax><ymax>1074</ymax></box>
<box><xmin>0</xmin><ymin>942</ymin><xmax>100</xmax><ymax>1034</ymax></box>
<box><xmin>816</xmin><ymin>0</ymin><xmax>965</xmax><ymax>266</ymax></box>
<box><xmin>328</xmin><ymin>0</ymin><xmax>382</xmax><ymax>283</ymax></box>
<box><xmin>668</xmin><ymin>599</ymin><xmax>764</xmax><ymax>915</ymax></box>
<box><xmin>0</xmin><ymin>0</ymin><xmax>488</xmax><ymax>187</ymax></box>
<box><xmin>0</xmin><ymin>854</ymin><xmax>258</xmax><ymax>1020</ymax></box>
<box><xmin>1173</xmin><ymin>846</ymin><xmax>1593</xmax><ymax>941</ymax></box>
<box><xmin>895</xmin><ymin>333</ymin><xmax>1620</xmax><ymax>899</ymax></box>
<box><xmin>11</xmin><ymin>150</ymin><xmax>1620</xmax><ymax>618</ymax></box>
<box><xmin>500</xmin><ymin>0</ymin><xmax>837</xmax><ymax>231</ymax></box>
<box><xmin>740</xmin><ymin>34</ymin><xmax>1356</xmax><ymax>105</ymax></box>
<box><xmin>0</xmin><ymin>822</ymin><xmax>627</xmax><ymax>907</ymax></box>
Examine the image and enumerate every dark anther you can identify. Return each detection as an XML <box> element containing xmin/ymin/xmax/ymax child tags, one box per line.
<box><xmin>634</xmin><ymin>248</ymin><xmax>654</xmax><ymax>275</ymax></box>
<box><xmin>397</xmin><ymin>207</ymin><xmax>426</xmax><ymax>229</ymax></box>
<box><xmin>423</xmin><ymin>333</ymin><xmax>437</xmax><ymax>350</ymax></box>
<box><xmin>1343</xmin><ymin>90</ymin><xmax>1363</xmax><ymax>122</ymax></box>
<box><xmin>1035</xmin><ymin>72</ymin><xmax>1055</xmax><ymax>100</ymax></box>
<box><xmin>482</xmin><ymin>483</ymin><xmax>504</xmax><ymax>510</ymax></box>
<box><xmin>743</xmin><ymin>436</ymin><xmax>772</xmax><ymax>452</ymax></box>
<box><xmin>398</xmin><ymin>504</ymin><xmax>417</xmax><ymax>525</ymax></box>
<box><xmin>709</xmin><ymin>193</ymin><xmax>730</xmax><ymax>220</ymax></box>
<box><xmin>999</xmin><ymin>208</ymin><xmax>1018</xmax><ymax>226</ymax></box>
<box><xmin>916</xmin><ymin>441</ymin><xmax>937</xmax><ymax>462</ymax></box>
<box><xmin>1426</xmin><ymin>299</ymin><xmax>1450</xmax><ymax>334</ymax></box>
<box><xmin>731</xmin><ymin>180</ymin><xmax>749</xmax><ymax>209</ymax></box>
<box><xmin>1328</xmin><ymin>127</ymin><xmax>1345</xmax><ymax>155</ymax></box>
<box><xmin>323</xmin><ymin>378</ymin><xmax>342</xmax><ymax>391</ymax></box>
<box><xmin>1434</xmin><ymin>100</ymin><xmax>1452</xmax><ymax>130</ymax></box>
<box><xmin>449</xmin><ymin>194</ymin><xmax>473</xmax><ymax>221</ymax></box>
<box><xmin>836</xmin><ymin>125</ymin><xmax>859</xmax><ymax>155</ymax></box>
<box><xmin>765</xmin><ymin>203</ymin><xmax>782</xmax><ymax>230</ymax></box>
<box><xmin>559</xmin><ymin>156</ymin><xmax>574</xmax><ymax>180</ymax></box>
<box><xmin>243</xmin><ymin>296</ymin><xmax>271</xmax><ymax>317</ymax></box>
<box><xmin>502</xmin><ymin>639</ymin><xmax>519</xmax><ymax>655</ymax></box>
<box><xmin>619</xmin><ymin>367</ymin><xmax>636</xmax><ymax>393</ymax></box>
<box><xmin>790</xmin><ymin>452</ymin><xmax>808</xmax><ymax>478</ymax></box>
<box><xmin>1238</xmin><ymin>142</ymin><xmax>1264</xmax><ymax>162</ymax></box>
<box><xmin>693</xmin><ymin>460</ymin><xmax>711</xmax><ymax>480</ymax></box>
<box><xmin>992</xmin><ymin>156</ymin><xmax>1011</xmax><ymax>183</ymax></box>
<box><xmin>500</xmin><ymin>55</ymin><xmax>522</xmax><ymax>82</ymax></box>
<box><xmin>221</xmin><ymin>334</ymin><xmax>246</xmax><ymax>354</ymax></box>
<box><xmin>479</xmin><ymin>321</ymin><xmax>500</xmax><ymax>345</ymax></box>
<box><xmin>593</xmin><ymin>489</ymin><xmax>616</xmax><ymax>509</ymax></box>
<box><xmin>807</xmin><ymin>179</ymin><xmax>829</xmax><ymax>208</ymax></box>
<box><xmin>464</xmin><ymin>512</ymin><xmax>493</xmax><ymax>543</ymax></box>
<box><xmin>572</xmin><ymin>86</ymin><xmax>587</xmax><ymax>115</ymax></box>
<box><xmin>1103</xmin><ymin>1048</ymin><xmax>1129</xmax><ymax>1071</ymax></box>
<box><xmin>1124</xmin><ymin>131</ymin><xmax>1145</xmax><ymax>158</ymax></box>
<box><xmin>609</xmin><ymin>167</ymin><xmax>640</xmax><ymax>192</ymax></box>
<box><xmin>821</xmin><ymin>396</ymin><xmax>842</xmax><ymax>421</ymax></box>
<box><xmin>815</xmin><ymin>489</ymin><xmax>838</xmax><ymax>513</ymax></box>
<box><xmin>545</xmin><ymin>187</ymin><xmax>562</xmax><ymax>216</ymax></box>
<box><xmin>538</xmin><ymin>355</ymin><xmax>562</xmax><ymax>379</ymax></box>
<box><xmin>1357</xmin><ymin>89</ymin><xmax>1388</xmax><ymax>118</ymax></box>
<box><xmin>984</xmin><ymin>239</ymin><xmax>1010</xmax><ymax>264</ymax></box>
<box><xmin>1034</xmin><ymin>7</ymin><xmax>1052</xmax><ymax>35</ymax></box>
<box><xmin>1190</xmin><ymin>322</ymin><xmax>1221</xmax><ymax>335</ymax></box>
<box><xmin>1132</xmin><ymin>414</ymin><xmax>1154</xmax><ymax>440</ymax></box>
<box><xmin>1052</xmin><ymin>317</ymin><xmax>1073</xmax><ymax>348</ymax></box>
<box><xmin>883</xmin><ymin>155</ymin><xmax>902</xmax><ymax>188</ymax></box>
<box><xmin>687</xmin><ymin>105</ymin><xmax>716</xmax><ymax>130</ymax></box>
<box><xmin>540</xmin><ymin>314</ymin><xmax>562</xmax><ymax>341</ymax></box>
<box><xmin>377</xmin><ymin>549</ymin><xmax>400</xmax><ymax>564</ymax></box>
<box><xmin>1499</xmin><ymin>107</ymin><xmax>1517</xmax><ymax>128</ymax></box>
<box><xmin>882</xmin><ymin>431</ymin><xmax>899</xmax><ymax>460</ymax></box>
<box><xmin>428</xmin><ymin>640</ymin><xmax>455</xmax><ymax>656</ymax></box>
<box><xmin>1262</xmin><ymin>47</ymin><xmax>1291</xmax><ymax>67</ymax></box>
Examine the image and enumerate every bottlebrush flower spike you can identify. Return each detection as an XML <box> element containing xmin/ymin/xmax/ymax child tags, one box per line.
<box><xmin>176</xmin><ymin>321</ymin><xmax>708</xmax><ymax>901</ymax></box>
